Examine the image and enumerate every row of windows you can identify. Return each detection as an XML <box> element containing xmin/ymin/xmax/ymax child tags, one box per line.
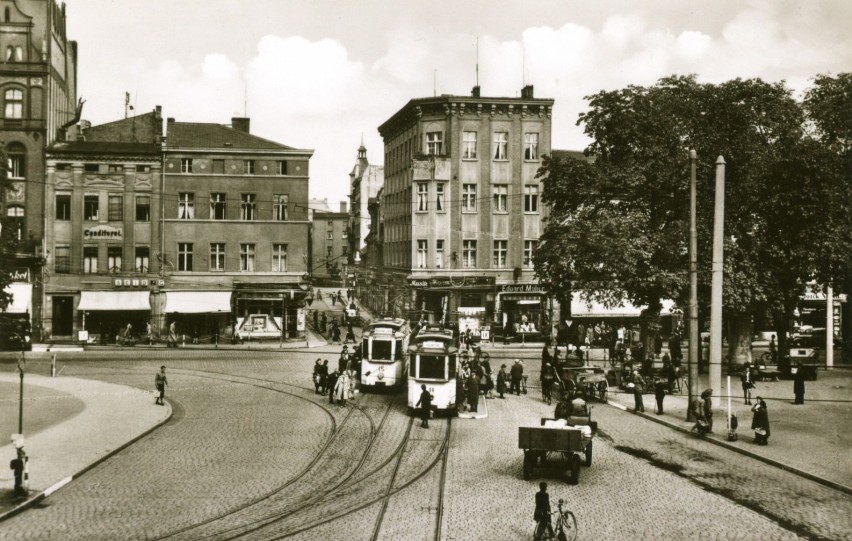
<box><xmin>54</xmin><ymin>244</ymin><xmax>290</xmax><ymax>274</ymax></box>
<box><xmin>55</xmin><ymin>193</ymin><xmax>292</xmax><ymax>222</ymax></box>
<box><xmin>425</xmin><ymin>131</ymin><xmax>539</xmax><ymax>161</ymax></box>
<box><xmin>179</xmin><ymin>158</ymin><xmax>289</xmax><ymax>175</ymax></box>
<box><xmin>414</xmin><ymin>239</ymin><xmax>538</xmax><ymax>269</ymax></box>
<box><xmin>415</xmin><ymin>183</ymin><xmax>539</xmax><ymax>213</ymax></box>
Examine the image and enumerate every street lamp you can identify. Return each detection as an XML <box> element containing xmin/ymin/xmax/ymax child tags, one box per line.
<box><xmin>17</xmin><ymin>351</ymin><xmax>25</xmax><ymax>434</ymax></box>
<box><xmin>687</xmin><ymin>149</ymin><xmax>698</xmax><ymax>422</ymax></box>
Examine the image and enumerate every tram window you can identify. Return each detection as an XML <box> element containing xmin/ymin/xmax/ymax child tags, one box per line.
<box><xmin>394</xmin><ymin>339</ymin><xmax>404</xmax><ymax>360</ymax></box>
<box><xmin>419</xmin><ymin>355</ymin><xmax>445</xmax><ymax>379</ymax></box>
<box><xmin>448</xmin><ymin>356</ymin><xmax>457</xmax><ymax>378</ymax></box>
<box><xmin>372</xmin><ymin>340</ymin><xmax>392</xmax><ymax>361</ymax></box>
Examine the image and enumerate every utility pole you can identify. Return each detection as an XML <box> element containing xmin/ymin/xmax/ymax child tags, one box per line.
<box><xmin>709</xmin><ymin>156</ymin><xmax>726</xmax><ymax>402</ymax></box>
<box><xmin>687</xmin><ymin>150</ymin><xmax>698</xmax><ymax>421</ymax></box>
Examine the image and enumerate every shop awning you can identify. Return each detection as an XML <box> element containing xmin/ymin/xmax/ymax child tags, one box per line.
<box><xmin>165</xmin><ymin>291</ymin><xmax>232</xmax><ymax>314</ymax></box>
<box><xmin>78</xmin><ymin>290</ymin><xmax>150</xmax><ymax>311</ymax></box>
<box><xmin>570</xmin><ymin>293</ymin><xmax>675</xmax><ymax>318</ymax></box>
<box><xmin>1</xmin><ymin>283</ymin><xmax>32</xmax><ymax>314</ymax></box>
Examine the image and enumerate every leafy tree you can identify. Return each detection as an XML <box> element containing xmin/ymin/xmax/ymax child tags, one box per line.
<box><xmin>535</xmin><ymin>75</ymin><xmax>851</xmax><ymax>365</ymax></box>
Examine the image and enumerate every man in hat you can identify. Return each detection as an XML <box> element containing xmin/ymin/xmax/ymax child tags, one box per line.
<box><xmin>653</xmin><ymin>376</ymin><xmax>668</xmax><ymax>414</ymax></box>
<box><xmin>740</xmin><ymin>362</ymin><xmax>754</xmax><ymax>404</ymax></box>
<box><xmin>338</xmin><ymin>346</ymin><xmax>349</xmax><ymax>372</ymax></box>
<box><xmin>510</xmin><ymin>359</ymin><xmax>524</xmax><ymax>396</ymax></box>
<box><xmin>155</xmin><ymin>366</ymin><xmax>168</xmax><ymax>405</ymax></box>
<box><xmin>416</xmin><ymin>384</ymin><xmax>432</xmax><ymax>427</ymax></box>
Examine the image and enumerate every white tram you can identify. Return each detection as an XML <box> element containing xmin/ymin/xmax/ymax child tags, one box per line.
<box><xmin>360</xmin><ymin>317</ymin><xmax>410</xmax><ymax>390</ymax></box>
<box><xmin>407</xmin><ymin>326</ymin><xmax>459</xmax><ymax>413</ymax></box>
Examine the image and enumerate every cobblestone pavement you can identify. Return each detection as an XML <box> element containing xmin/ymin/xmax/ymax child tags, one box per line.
<box><xmin>1</xmin><ymin>350</ymin><xmax>848</xmax><ymax>540</ymax></box>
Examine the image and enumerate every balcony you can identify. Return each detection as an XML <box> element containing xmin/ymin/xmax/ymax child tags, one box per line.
<box><xmin>412</xmin><ymin>156</ymin><xmax>451</xmax><ymax>181</ymax></box>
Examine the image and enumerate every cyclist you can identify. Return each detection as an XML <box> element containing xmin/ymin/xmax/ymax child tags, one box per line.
<box><xmin>534</xmin><ymin>482</ymin><xmax>555</xmax><ymax>540</ymax></box>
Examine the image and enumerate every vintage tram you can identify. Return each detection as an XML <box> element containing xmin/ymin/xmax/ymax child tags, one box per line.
<box><xmin>360</xmin><ymin>317</ymin><xmax>410</xmax><ymax>390</ymax></box>
<box><xmin>407</xmin><ymin>326</ymin><xmax>459</xmax><ymax>414</ymax></box>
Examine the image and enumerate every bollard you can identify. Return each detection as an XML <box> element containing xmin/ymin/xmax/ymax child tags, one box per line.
<box><xmin>51</xmin><ymin>354</ymin><xmax>57</xmax><ymax>377</ymax></box>
<box><xmin>182</xmin><ymin>334</ymin><xmax>186</xmax><ymax>347</ymax></box>
<box><xmin>215</xmin><ymin>333</ymin><xmax>219</xmax><ymax>348</ymax></box>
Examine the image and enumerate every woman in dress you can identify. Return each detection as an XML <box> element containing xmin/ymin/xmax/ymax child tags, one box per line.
<box><xmin>751</xmin><ymin>397</ymin><xmax>770</xmax><ymax>445</ymax></box>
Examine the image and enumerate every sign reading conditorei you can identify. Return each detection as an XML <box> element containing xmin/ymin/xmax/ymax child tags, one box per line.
<box><xmin>84</xmin><ymin>225</ymin><xmax>122</xmax><ymax>239</ymax></box>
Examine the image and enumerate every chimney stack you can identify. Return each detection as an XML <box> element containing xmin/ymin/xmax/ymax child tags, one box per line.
<box><xmin>231</xmin><ymin>117</ymin><xmax>250</xmax><ymax>133</ymax></box>
<box><xmin>521</xmin><ymin>85</ymin><xmax>534</xmax><ymax>99</ymax></box>
<box><xmin>471</xmin><ymin>85</ymin><xmax>481</xmax><ymax>98</ymax></box>
<box><xmin>340</xmin><ymin>201</ymin><xmax>348</xmax><ymax>214</ymax></box>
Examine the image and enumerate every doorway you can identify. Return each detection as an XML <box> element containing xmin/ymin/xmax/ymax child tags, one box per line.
<box><xmin>52</xmin><ymin>296</ymin><xmax>74</xmax><ymax>336</ymax></box>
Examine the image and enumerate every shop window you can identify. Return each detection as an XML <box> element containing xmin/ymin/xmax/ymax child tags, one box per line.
<box><xmin>462</xmin><ymin>184</ymin><xmax>477</xmax><ymax>212</ymax></box>
<box><xmin>135</xmin><ymin>246</ymin><xmax>149</xmax><ymax>272</ymax></box>
<box><xmin>83</xmin><ymin>246</ymin><xmax>98</xmax><ymax>274</ymax></box>
<box><xmin>524</xmin><ymin>185</ymin><xmax>539</xmax><ymax>213</ymax></box>
<box><xmin>107</xmin><ymin>246</ymin><xmax>123</xmax><ymax>273</ymax></box>
<box><xmin>210</xmin><ymin>243</ymin><xmax>225</xmax><ymax>271</ymax></box>
<box><xmin>177</xmin><ymin>243</ymin><xmax>193</xmax><ymax>271</ymax></box>
<box><xmin>135</xmin><ymin>195</ymin><xmax>150</xmax><ymax>222</ymax></box>
<box><xmin>178</xmin><ymin>192</ymin><xmax>194</xmax><ymax>219</ymax></box>
<box><xmin>4</xmin><ymin>88</ymin><xmax>23</xmax><ymax>119</ymax></box>
<box><xmin>56</xmin><ymin>194</ymin><xmax>71</xmax><ymax>220</ymax></box>
<box><xmin>210</xmin><ymin>193</ymin><xmax>226</xmax><ymax>220</ymax></box>
<box><xmin>273</xmin><ymin>194</ymin><xmax>288</xmax><ymax>221</ymax></box>
<box><xmin>272</xmin><ymin>243</ymin><xmax>287</xmax><ymax>272</ymax></box>
<box><xmin>240</xmin><ymin>243</ymin><xmax>255</xmax><ymax>271</ymax></box>
<box><xmin>54</xmin><ymin>246</ymin><xmax>70</xmax><ymax>274</ymax></box>
<box><xmin>84</xmin><ymin>195</ymin><xmax>99</xmax><ymax>221</ymax></box>
<box><xmin>108</xmin><ymin>194</ymin><xmax>123</xmax><ymax>221</ymax></box>
<box><xmin>240</xmin><ymin>193</ymin><xmax>256</xmax><ymax>220</ymax></box>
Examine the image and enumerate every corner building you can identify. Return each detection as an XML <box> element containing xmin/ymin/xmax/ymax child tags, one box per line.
<box><xmin>376</xmin><ymin>87</ymin><xmax>553</xmax><ymax>342</ymax></box>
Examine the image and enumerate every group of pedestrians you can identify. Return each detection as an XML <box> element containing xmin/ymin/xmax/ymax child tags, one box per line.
<box><xmin>312</xmin><ymin>350</ymin><xmax>359</xmax><ymax>408</ymax></box>
<box><xmin>455</xmin><ymin>353</ymin><xmax>494</xmax><ymax>413</ymax></box>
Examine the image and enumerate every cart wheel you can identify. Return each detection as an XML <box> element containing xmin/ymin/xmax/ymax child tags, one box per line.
<box><xmin>523</xmin><ymin>452</ymin><xmax>533</xmax><ymax>480</ymax></box>
<box><xmin>584</xmin><ymin>440</ymin><xmax>593</xmax><ymax>466</ymax></box>
<box><xmin>569</xmin><ymin>454</ymin><xmax>581</xmax><ymax>485</ymax></box>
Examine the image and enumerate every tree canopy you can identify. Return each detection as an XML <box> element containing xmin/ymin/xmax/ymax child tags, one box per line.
<box><xmin>535</xmin><ymin>75</ymin><xmax>851</xmax><ymax>344</ymax></box>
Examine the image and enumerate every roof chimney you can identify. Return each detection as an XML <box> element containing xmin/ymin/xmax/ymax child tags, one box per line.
<box><xmin>167</xmin><ymin>117</ymin><xmax>175</xmax><ymax>123</ymax></box>
<box><xmin>340</xmin><ymin>201</ymin><xmax>348</xmax><ymax>214</ymax></box>
<box><xmin>471</xmin><ymin>85</ymin><xmax>481</xmax><ymax>98</ymax></box>
<box><xmin>521</xmin><ymin>85</ymin><xmax>534</xmax><ymax>99</ymax></box>
<box><xmin>231</xmin><ymin>117</ymin><xmax>250</xmax><ymax>133</ymax></box>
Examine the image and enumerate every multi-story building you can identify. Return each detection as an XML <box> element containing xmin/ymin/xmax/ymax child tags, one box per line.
<box><xmin>348</xmin><ymin>142</ymin><xmax>383</xmax><ymax>265</ymax></box>
<box><xmin>162</xmin><ymin>116</ymin><xmax>313</xmax><ymax>341</ymax></box>
<box><xmin>375</xmin><ymin>85</ymin><xmax>553</xmax><ymax>342</ymax></box>
<box><xmin>359</xmin><ymin>187</ymin><xmax>385</xmax><ymax>315</ymax></box>
<box><xmin>1</xmin><ymin>0</ymin><xmax>78</xmax><ymax>341</ymax></box>
<box><xmin>309</xmin><ymin>199</ymin><xmax>348</xmax><ymax>284</ymax></box>
<box><xmin>43</xmin><ymin>109</ymin><xmax>163</xmax><ymax>341</ymax></box>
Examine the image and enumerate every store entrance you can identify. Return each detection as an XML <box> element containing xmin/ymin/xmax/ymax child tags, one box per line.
<box><xmin>85</xmin><ymin>311</ymin><xmax>150</xmax><ymax>344</ymax></box>
<box><xmin>51</xmin><ymin>296</ymin><xmax>74</xmax><ymax>336</ymax></box>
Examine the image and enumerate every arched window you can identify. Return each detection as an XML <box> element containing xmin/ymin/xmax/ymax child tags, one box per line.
<box><xmin>5</xmin><ymin>46</ymin><xmax>13</xmax><ymax>62</ymax></box>
<box><xmin>6</xmin><ymin>142</ymin><xmax>25</xmax><ymax>178</ymax></box>
<box><xmin>4</xmin><ymin>88</ymin><xmax>23</xmax><ymax>118</ymax></box>
<box><xmin>6</xmin><ymin>205</ymin><xmax>24</xmax><ymax>217</ymax></box>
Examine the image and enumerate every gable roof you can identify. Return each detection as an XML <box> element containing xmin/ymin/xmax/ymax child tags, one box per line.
<box><xmin>166</xmin><ymin>122</ymin><xmax>298</xmax><ymax>151</ymax></box>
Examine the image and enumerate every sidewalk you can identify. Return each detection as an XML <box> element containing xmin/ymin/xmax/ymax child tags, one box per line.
<box><xmin>0</xmin><ymin>374</ymin><xmax>171</xmax><ymax>519</ymax></box>
<box><xmin>604</xmin><ymin>367</ymin><xmax>852</xmax><ymax>493</ymax></box>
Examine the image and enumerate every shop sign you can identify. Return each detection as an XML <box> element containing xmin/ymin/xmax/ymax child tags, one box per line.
<box><xmin>500</xmin><ymin>284</ymin><xmax>546</xmax><ymax>293</ymax></box>
<box><xmin>114</xmin><ymin>278</ymin><xmax>165</xmax><ymax>288</ymax></box>
<box><xmin>84</xmin><ymin>225</ymin><xmax>122</xmax><ymax>240</ymax></box>
<box><xmin>408</xmin><ymin>276</ymin><xmax>496</xmax><ymax>288</ymax></box>
<box><xmin>11</xmin><ymin>268</ymin><xmax>30</xmax><ymax>282</ymax></box>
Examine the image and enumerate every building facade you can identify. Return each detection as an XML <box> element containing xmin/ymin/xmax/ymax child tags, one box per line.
<box><xmin>348</xmin><ymin>143</ymin><xmax>383</xmax><ymax>265</ymax></box>
<box><xmin>374</xmin><ymin>86</ymin><xmax>553</xmax><ymax>341</ymax></box>
<box><xmin>0</xmin><ymin>0</ymin><xmax>78</xmax><ymax>341</ymax></box>
<box><xmin>162</xmin><ymin>117</ymin><xmax>312</xmax><ymax>341</ymax></box>
<box><xmin>309</xmin><ymin>200</ymin><xmax>348</xmax><ymax>284</ymax></box>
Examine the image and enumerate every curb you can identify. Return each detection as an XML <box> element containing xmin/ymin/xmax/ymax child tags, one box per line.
<box><xmin>0</xmin><ymin>402</ymin><xmax>174</xmax><ymax>523</ymax></box>
<box><xmin>608</xmin><ymin>400</ymin><xmax>852</xmax><ymax>496</ymax></box>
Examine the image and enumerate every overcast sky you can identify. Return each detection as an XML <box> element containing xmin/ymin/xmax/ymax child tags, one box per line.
<box><xmin>64</xmin><ymin>0</ymin><xmax>851</xmax><ymax>209</ymax></box>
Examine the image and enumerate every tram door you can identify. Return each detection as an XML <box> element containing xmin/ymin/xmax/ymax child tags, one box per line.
<box><xmin>52</xmin><ymin>296</ymin><xmax>74</xmax><ymax>336</ymax></box>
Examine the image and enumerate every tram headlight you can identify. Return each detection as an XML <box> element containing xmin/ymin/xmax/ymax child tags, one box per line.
<box><xmin>377</xmin><ymin>366</ymin><xmax>385</xmax><ymax>380</ymax></box>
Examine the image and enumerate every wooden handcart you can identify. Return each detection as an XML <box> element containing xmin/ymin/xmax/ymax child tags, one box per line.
<box><xmin>518</xmin><ymin>417</ymin><xmax>596</xmax><ymax>485</ymax></box>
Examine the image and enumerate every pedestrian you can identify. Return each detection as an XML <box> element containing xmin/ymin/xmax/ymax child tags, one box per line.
<box><xmin>123</xmin><ymin>323</ymin><xmax>133</xmax><ymax>346</ymax></box>
<box><xmin>741</xmin><ymin>362</ymin><xmax>754</xmax><ymax>404</ymax></box>
<box><xmin>533</xmin><ymin>481</ymin><xmax>555</xmax><ymax>540</ymax></box>
<box><xmin>313</xmin><ymin>310</ymin><xmax>319</xmax><ymax>330</ymax></box>
<box><xmin>168</xmin><ymin>321</ymin><xmax>177</xmax><ymax>348</ymax></box>
<box><xmin>317</xmin><ymin>289</ymin><xmax>323</xmax><ymax>301</ymax></box>
<box><xmin>653</xmin><ymin>376</ymin><xmax>667</xmax><ymax>414</ymax></box>
<box><xmin>751</xmin><ymin>397</ymin><xmax>770</xmax><ymax>445</ymax></box>
<box><xmin>416</xmin><ymin>384</ymin><xmax>432</xmax><ymax>428</ymax></box>
<box><xmin>482</xmin><ymin>357</ymin><xmax>494</xmax><ymax>399</ymax></box>
<box><xmin>155</xmin><ymin>365</ymin><xmax>168</xmax><ymax>405</ymax></box>
<box><xmin>496</xmin><ymin>364</ymin><xmax>508</xmax><ymax>399</ymax></box>
<box><xmin>456</xmin><ymin>370</ymin><xmax>467</xmax><ymax>412</ymax></box>
<box><xmin>690</xmin><ymin>397</ymin><xmax>709</xmax><ymax>434</ymax></box>
<box><xmin>793</xmin><ymin>362</ymin><xmax>806</xmax><ymax>404</ymax></box>
<box><xmin>701</xmin><ymin>388</ymin><xmax>714</xmax><ymax>432</ymax></box>
<box><xmin>145</xmin><ymin>322</ymin><xmax>153</xmax><ymax>345</ymax></box>
<box><xmin>345</xmin><ymin>321</ymin><xmax>356</xmax><ymax>344</ymax></box>
<box><xmin>312</xmin><ymin>359</ymin><xmax>323</xmax><ymax>394</ymax></box>
<box><xmin>503</xmin><ymin>321</ymin><xmax>511</xmax><ymax>345</ymax></box>
<box><xmin>338</xmin><ymin>345</ymin><xmax>349</xmax><ymax>372</ymax></box>
<box><xmin>331</xmin><ymin>292</ymin><xmax>337</xmax><ymax>306</ymax></box>
<box><xmin>345</xmin><ymin>361</ymin><xmax>358</xmax><ymax>400</ymax></box>
<box><xmin>327</xmin><ymin>369</ymin><xmax>339</xmax><ymax>405</ymax></box>
<box><xmin>334</xmin><ymin>368</ymin><xmax>348</xmax><ymax>406</ymax></box>
<box><xmin>10</xmin><ymin>447</ymin><xmax>27</xmax><ymax>496</ymax></box>
<box><xmin>628</xmin><ymin>371</ymin><xmax>644</xmax><ymax>412</ymax></box>
<box><xmin>769</xmin><ymin>334</ymin><xmax>777</xmax><ymax>364</ymax></box>
<box><xmin>321</xmin><ymin>312</ymin><xmax>328</xmax><ymax>334</ymax></box>
<box><xmin>510</xmin><ymin>359</ymin><xmax>524</xmax><ymax>396</ymax></box>
<box><xmin>466</xmin><ymin>370</ymin><xmax>480</xmax><ymax>413</ymax></box>
<box><xmin>541</xmin><ymin>340</ymin><xmax>552</xmax><ymax>372</ymax></box>
<box><xmin>318</xmin><ymin>359</ymin><xmax>329</xmax><ymax>394</ymax></box>
<box><xmin>541</xmin><ymin>363</ymin><xmax>555</xmax><ymax>405</ymax></box>
<box><xmin>331</xmin><ymin>320</ymin><xmax>341</xmax><ymax>344</ymax></box>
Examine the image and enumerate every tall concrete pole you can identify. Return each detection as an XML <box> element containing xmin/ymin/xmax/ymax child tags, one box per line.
<box><xmin>709</xmin><ymin>156</ymin><xmax>726</xmax><ymax>400</ymax></box>
<box><xmin>687</xmin><ymin>150</ymin><xmax>699</xmax><ymax>421</ymax></box>
<box><xmin>826</xmin><ymin>286</ymin><xmax>834</xmax><ymax>370</ymax></box>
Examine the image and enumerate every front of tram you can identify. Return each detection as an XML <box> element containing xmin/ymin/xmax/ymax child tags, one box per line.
<box><xmin>408</xmin><ymin>329</ymin><xmax>458</xmax><ymax>413</ymax></box>
<box><xmin>361</xmin><ymin>318</ymin><xmax>409</xmax><ymax>389</ymax></box>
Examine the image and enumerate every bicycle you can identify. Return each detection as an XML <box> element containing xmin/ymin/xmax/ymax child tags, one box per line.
<box><xmin>534</xmin><ymin>499</ymin><xmax>578</xmax><ymax>541</ymax></box>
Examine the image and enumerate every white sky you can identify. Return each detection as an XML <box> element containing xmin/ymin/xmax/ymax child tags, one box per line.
<box><xmin>63</xmin><ymin>0</ymin><xmax>851</xmax><ymax>210</ymax></box>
